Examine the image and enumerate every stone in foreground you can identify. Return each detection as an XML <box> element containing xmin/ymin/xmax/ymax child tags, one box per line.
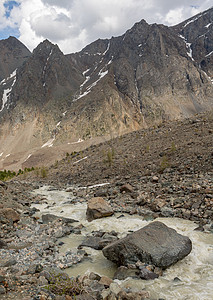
<box><xmin>0</xmin><ymin>208</ymin><xmax>20</xmax><ymax>223</ymax></box>
<box><xmin>86</xmin><ymin>197</ymin><xmax>114</xmax><ymax>222</ymax></box>
<box><xmin>102</xmin><ymin>221</ymin><xmax>192</xmax><ymax>269</ymax></box>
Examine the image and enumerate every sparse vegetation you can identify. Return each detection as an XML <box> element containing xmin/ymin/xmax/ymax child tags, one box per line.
<box><xmin>0</xmin><ymin>167</ymin><xmax>35</xmax><ymax>181</ymax></box>
<box><xmin>145</xmin><ymin>144</ymin><xmax>150</xmax><ymax>152</ymax></box>
<box><xmin>159</xmin><ymin>155</ymin><xmax>170</xmax><ymax>172</ymax></box>
<box><xmin>0</xmin><ymin>170</ymin><xmax>16</xmax><ymax>181</ymax></box>
<box><xmin>103</xmin><ymin>147</ymin><xmax>115</xmax><ymax>166</ymax></box>
<box><xmin>34</xmin><ymin>167</ymin><xmax>40</xmax><ymax>177</ymax></box>
<box><xmin>40</xmin><ymin>166</ymin><xmax>48</xmax><ymax>178</ymax></box>
<box><xmin>44</xmin><ymin>273</ymin><xmax>85</xmax><ymax>296</ymax></box>
<box><xmin>170</xmin><ymin>141</ymin><xmax>177</xmax><ymax>153</ymax></box>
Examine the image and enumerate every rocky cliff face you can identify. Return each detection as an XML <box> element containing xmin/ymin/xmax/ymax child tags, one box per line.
<box><xmin>173</xmin><ymin>7</ymin><xmax>213</xmax><ymax>77</ymax></box>
<box><xmin>0</xmin><ymin>8</ymin><xmax>213</xmax><ymax>170</ymax></box>
<box><xmin>0</xmin><ymin>36</ymin><xmax>31</xmax><ymax>82</ymax></box>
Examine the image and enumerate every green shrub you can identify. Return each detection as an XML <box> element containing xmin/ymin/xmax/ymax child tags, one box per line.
<box><xmin>40</xmin><ymin>167</ymin><xmax>48</xmax><ymax>178</ymax></box>
<box><xmin>0</xmin><ymin>170</ymin><xmax>16</xmax><ymax>181</ymax></box>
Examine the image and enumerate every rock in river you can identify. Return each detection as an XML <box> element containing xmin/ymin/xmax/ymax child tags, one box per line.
<box><xmin>86</xmin><ymin>197</ymin><xmax>114</xmax><ymax>222</ymax></box>
<box><xmin>42</xmin><ymin>214</ymin><xmax>77</xmax><ymax>224</ymax></box>
<box><xmin>102</xmin><ymin>221</ymin><xmax>192</xmax><ymax>269</ymax></box>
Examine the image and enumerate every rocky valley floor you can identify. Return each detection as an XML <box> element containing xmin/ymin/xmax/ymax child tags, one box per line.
<box><xmin>0</xmin><ymin>111</ymin><xmax>213</xmax><ymax>299</ymax></box>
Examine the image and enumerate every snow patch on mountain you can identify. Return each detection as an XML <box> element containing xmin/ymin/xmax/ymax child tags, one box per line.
<box><xmin>205</xmin><ymin>51</ymin><xmax>213</xmax><ymax>57</ymax></box>
<box><xmin>68</xmin><ymin>138</ymin><xmax>84</xmax><ymax>145</ymax></box>
<box><xmin>0</xmin><ymin>69</ymin><xmax>17</xmax><ymax>112</ymax></box>
<box><xmin>23</xmin><ymin>154</ymin><xmax>32</xmax><ymax>162</ymax></box>
<box><xmin>0</xmin><ymin>69</ymin><xmax>17</xmax><ymax>85</ymax></box>
<box><xmin>103</xmin><ymin>42</ymin><xmax>110</xmax><ymax>55</ymax></box>
<box><xmin>42</xmin><ymin>49</ymin><xmax>53</xmax><ymax>87</ymax></box>
<box><xmin>82</xmin><ymin>68</ymin><xmax>90</xmax><ymax>76</ymax></box>
<box><xmin>75</xmin><ymin>62</ymin><xmax>109</xmax><ymax>101</ymax></box>
<box><xmin>205</xmin><ymin>23</ymin><xmax>212</xmax><ymax>28</ymax></box>
<box><xmin>202</xmin><ymin>70</ymin><xmax>213</xmax><ymax>85</ymax></box>
<box><xmin>80</xmin><ymin>75</ymin><xmax>90</xmax><ymax>89</ymax></box>
<box><xmin>183</xmin><ymin>11</ymin><xmax>208</xmax><ymax>28</ymax></box>
<box><xmin>107</xmin><ymin>56</ymin><xmax>114</xmax><ymax>65</ymax></box>
<box><xmin>98</xmin><ymin>69</ymin><xmax>108</xmax><ymax>79</ymax></box>
<box><xmin>179</xmin><ymin>35</ymin><xmax>194</xmax><ymax>61</ymax></box>
<box><xmin>73</xmin><ymin>156</ymin><xmax>88</xmax><ymax>164</ymax></box>
<box><xmin>41</xmin><ymin>137</ymin><xmax>55</xmax><ymax>148</ymax></box>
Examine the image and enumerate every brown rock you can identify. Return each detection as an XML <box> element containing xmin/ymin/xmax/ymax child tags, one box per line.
<box><xmin>117</xmin><ymin>290</ymin><xmax>150</xmax><ymax>299</ymax></box>
<box><xmin>0</xmin><ymin>208</ymin><xmax>20</xmax><ymax>222</ymax></box>
<box><xmin>86</xmin><ymin>197</ymin><xmax>114</xmax><ymax>222</ymax></box>
<box><xmin>99</xmin><ymin>276</ymin><xmax>113</xmax><ymax>287</ymax></box>
<box><xmin>120</xmin><ymin>184</ymin><xmax>134</xmax><ymax>193</ymax></box>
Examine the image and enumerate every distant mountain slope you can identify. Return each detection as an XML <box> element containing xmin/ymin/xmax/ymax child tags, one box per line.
<box><xmin>0</xmin><ymin>8</ymin><xmax>213</xmax><ymax>171</ymax></box>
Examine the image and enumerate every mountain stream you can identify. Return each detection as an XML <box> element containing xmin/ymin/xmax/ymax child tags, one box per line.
<box><xmin>32</xmin><ymin>186</ymin><xmax>213</xmax><ymax>300</ymax></box>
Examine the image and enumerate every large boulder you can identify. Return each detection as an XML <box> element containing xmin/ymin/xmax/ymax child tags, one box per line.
<box><xmin>102</xmin><ymin>221</ymin><xmax>192</xmax><ymax>269</ymax></box>
<box><xmin>86</xmin><ymin>197</ymin><xmax>114</xmax><ymax>222</ymax></box>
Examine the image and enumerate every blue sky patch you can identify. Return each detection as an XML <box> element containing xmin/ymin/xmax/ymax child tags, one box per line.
<box><xmin>190</xmin><ymin>5</ymin><xmax>200</xmax><ymax>9</ymax></box>
<box><xmin>0</xmin><ymin>26</ymin><xmax>20</xmax><ymax>40</ymax></box>
<box><xmin>4</xmin><ymin>1</ymin><xmax>20</xmax><ymax>18</ymax></box>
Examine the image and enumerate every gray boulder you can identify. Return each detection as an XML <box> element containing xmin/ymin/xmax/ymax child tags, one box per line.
<box><xmin>102</xmin><ymin>221</ymin><xmax>192</xmax><ymax>269</ymax></box>
<box><xmin>42</xmin><ymin>214</ymin><xmax>77</xmax><ymax>224</ymax></box>
<box><xmin>0</xmin><ymin>239</ymin><xmax>7</xmax><ymax>249</ymax></box>
<box><xmin>79</xmin><ymin>234</ymin><xmax>117</xmax><ymax>250</ymax></box>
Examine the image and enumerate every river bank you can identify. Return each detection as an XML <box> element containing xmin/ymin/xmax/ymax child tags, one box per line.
<box><xmin>0</xmin><ymin>179</ymin><xmax>213</xmax><ymax>299</ymax></box>
<box><xmin>0</xmin><ymin>112</ymin><xmax>212</xmax><ymax>299</ymax></box>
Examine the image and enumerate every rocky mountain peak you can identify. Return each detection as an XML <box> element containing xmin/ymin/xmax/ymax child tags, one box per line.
<box><xmin>0</xmin><ymin>36</ymin><xmax>31</xmax><ymax>82</ymax></box>
<box><xmin>122</xmin><ymin>18</ymin><xmax>150</xmax><ymax>45</ymax></box>
<box><xmin>32</xmin><ymin>39</ymin><xmax>62</xmax><ymax>62</ymax></box>
<box><xmin>0</xmin><ymin>8</ymin><xmax>213</xmax><ymax>171</ymax></box>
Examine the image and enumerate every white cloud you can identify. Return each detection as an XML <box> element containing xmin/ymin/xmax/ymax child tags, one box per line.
<box><xmin>1</xmin><ymin>0</ymin><xmax>212</xmax><ymax>54</ymax></box>
<box><xmin>0</xmin><ymin>1</ymin><xmax>21</xmax><ymax>30</ymax></box>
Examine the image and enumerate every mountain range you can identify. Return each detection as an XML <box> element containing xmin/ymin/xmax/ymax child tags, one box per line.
<box><xmin>0</xmin><ymin>7</ymin><xmax>213</xmax><ymax>171</ymax></box>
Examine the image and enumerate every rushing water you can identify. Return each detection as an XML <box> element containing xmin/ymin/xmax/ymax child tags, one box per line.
<box><xmin>32</xmin><ymin>186</ymin><xmax>213</xmax><ymax>300</ymax></box>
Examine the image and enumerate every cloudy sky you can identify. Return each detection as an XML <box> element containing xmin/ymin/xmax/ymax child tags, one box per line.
<box><xmin>0</xmin><ymin>0</ymin><xmax>212</xmax><ymax>54</ymax></box>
